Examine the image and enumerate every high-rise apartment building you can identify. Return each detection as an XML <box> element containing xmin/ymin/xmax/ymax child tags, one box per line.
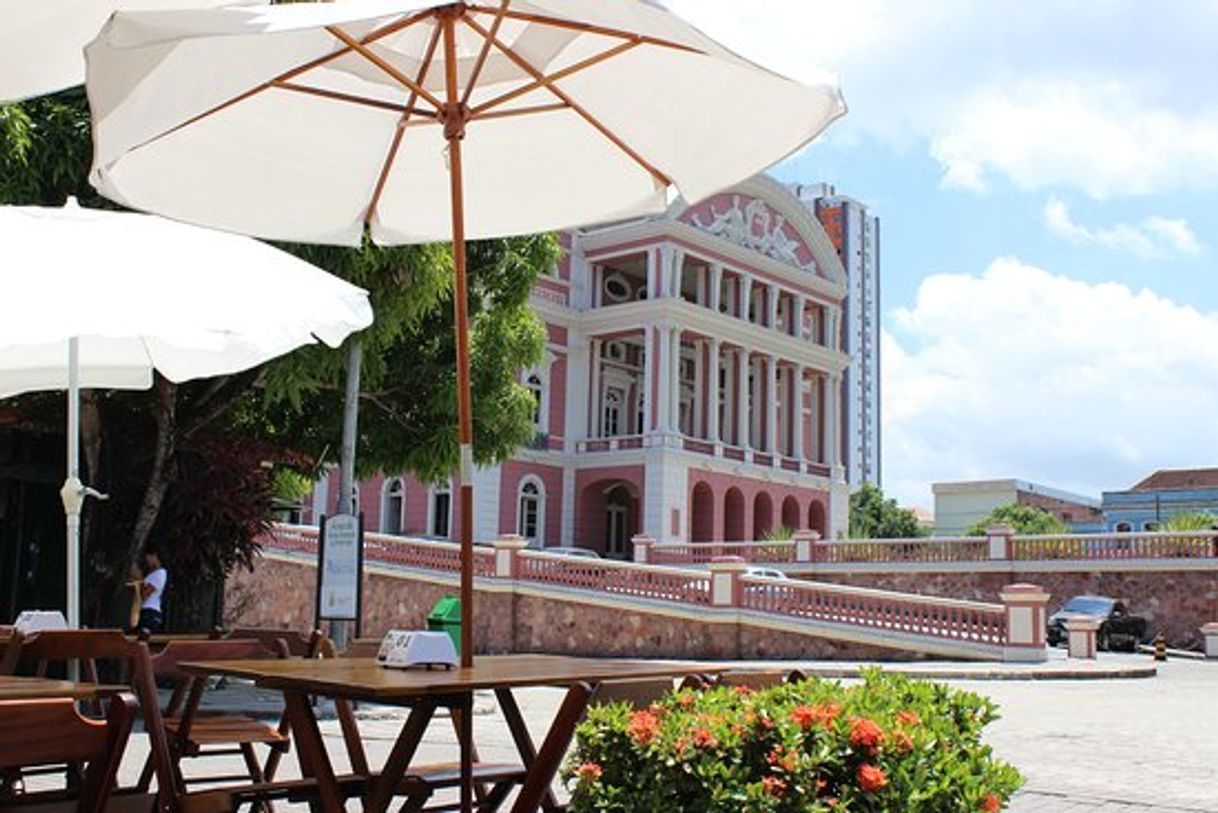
<box><xmin>790</xmin><ymin>183</ymin><xmax>881</xmax><ymax>490</ymax></box>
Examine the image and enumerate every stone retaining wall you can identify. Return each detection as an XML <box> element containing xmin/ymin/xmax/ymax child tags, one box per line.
<box><xmin>228</xmin><ymin>554</ymin><xmax>920</xmax><ymax>660</ymax></box>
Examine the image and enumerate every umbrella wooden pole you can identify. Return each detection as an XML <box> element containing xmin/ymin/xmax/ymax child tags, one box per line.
<box><xmin>442</xmin><ymin>11</ymin><xmax>475</xmax><ymax>673</ymax></box>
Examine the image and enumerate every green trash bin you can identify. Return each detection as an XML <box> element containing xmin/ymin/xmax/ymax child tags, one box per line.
<box><xmin>427</xmin><ymin>596</ymin><xmax>462</xmax><ymax>655</ymax></box>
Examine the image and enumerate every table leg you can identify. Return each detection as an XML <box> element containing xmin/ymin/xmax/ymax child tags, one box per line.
<box><xmin>504</xmin><ymin>682</ymin><xmax>594</xmax><ymax>813</ymax></box>
<box><xmin>283</xmin><ymin>690</ymin><xmax>344</xmax><ymax>813</ymax></box>
<box><xmin>457</xmin><ymin>692</ymin><xmax>473</xmax><ymax>813</ymax></box>
<box><xmin>364</xmin><ymin>697</ymin><xmax>438</xmax><ymax>813</ymax></box>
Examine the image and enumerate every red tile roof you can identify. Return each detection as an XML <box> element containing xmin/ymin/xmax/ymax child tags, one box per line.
<box><xmin>1132</xmin><ymin>469</ymin><xmax>1218</xmax><ymax>491</ymax></box>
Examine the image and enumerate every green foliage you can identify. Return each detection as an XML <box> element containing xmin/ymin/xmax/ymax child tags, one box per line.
<box><xmin>246</xmin><ymin>233</ymin><xmax>558</xmax><ymax>484</ymax></box>
<box><xmin>848</xmin><ymin>484</ymin><xmax>925</xmax><ymax>539</ymax></box>
<box><xmin>565</xmin><ymin>670</ymin><xmax>1022</xmax><ymax>812</ymax></box>
<box><xmin>0</xmin><ymin>88</ymin><xmax>104</xmax><ymax>207</ymax></box>
<box><xmin>1163</xmin><ymin>512</ymin><xmax>1218</xmax><ymax>531</ymax></box>
<box><xmin>761</xmin><ymin>526</ymin><xmax>795</xmax><ymax>542</ymax></box>
<box><xmin>965</xmin><ymin>503</ymin><xmax>1069</xmax><ymax>536</ymax></box>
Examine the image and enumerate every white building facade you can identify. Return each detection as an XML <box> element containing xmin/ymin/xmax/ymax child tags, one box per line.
<box><xmin>790</xmin><ymin>183</ymin><xmax>881</xmax><ymax>490</ymax></box>
<box><xmin>313</xmin><ymin>177</ymin><xmax>853</xmax><ymax>555</ymax></box>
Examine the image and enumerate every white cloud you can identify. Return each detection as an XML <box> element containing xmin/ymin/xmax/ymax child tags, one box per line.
<box><xmin>883</xmin><ymin>258</ymin><xmax>1218</xmax><ymax>507</ymax></box>
<box><xmin>932</xmin><ymin>83</ymin><xmax>1218</xmax><ymax>198</ymax></box>
<box><xmin>665</xmin><ymin>1</ymin><xmax>1218</xmax><ymax>197</ymax></box>
<box><xmin>1043</xmin><ymin>198</ymin><xmax>1203</xmax><ymax>258</ymax></box>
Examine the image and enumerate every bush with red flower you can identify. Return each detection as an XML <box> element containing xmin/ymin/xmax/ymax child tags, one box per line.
<box><xmin>563</xmin><ymin>669</ymin><xmax>1021</xmax><ymax>812</ymax></box>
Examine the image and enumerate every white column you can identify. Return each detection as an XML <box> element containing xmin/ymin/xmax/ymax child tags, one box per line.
<box><xmin>655</xmin><ymin>323</ymin><xmax>671</xmax><ymax>432</ymax></box>
<box><xmin>590</xmin><ymin>338</ymin><xmax>603</xmax><ymax>437</ymax></box>
<box><xmin>592</xmin><ymin>265</ymin><xmax>603</xmax><ymax>308</ymax></box>
<box><xmin>657</xmin><ymin>245</ymin><xmax>673</xmax><ymax>299</ymax></box>
<box><xmin>795</xmin><ymin>294</ymin><xmax>807</xmax><ymax>339</ymax></box>
<box><xmin>767</xmin><ymin>284</ymin><xmax>780</xmax><ymax>330</ymax></box>
<box><xmin>707</xmin><ymin>338</ymin><xmax>721</xmax><ymax>443</ymax></box>
<box><xmin>735</xmin><ymin>347</ymin><xmax>750</xmax><ymax>447</ymax></box>
<box><xmin>642</xmin><ymin>326</ymin><xmax>654</xmax><ymax>434</ymax></box>
<box><xmin>709</xmin><ymin>264</ymin><xmax>723</xmax><ymax>313</ymax></box>
<box><xmin>826</xmin><ymin>371</ymin><xmax>841</xmax><ymax>471</ymax></box>
<box><xmin>792</xmin><ymin>366</ymin><xmax>805</xmax><ymax>460</ymax></box>
<box><xmin>646</xmin><ymin>248</ymin><xmax>658</xmax><ymax>299</ymax></box>
<box><xmin>765</xmin><ymin>355</ymin><xmax>778</xmax><ymax>453</ymax></box>
<box><xmin>669</xmin><ymin>327</ymin><xmax>682</xmax><ymax>433</ymax></box>
<box><xmin>670</xmin><ymin>248</ymin><xmax>685</xmax><ymax>298</ymax></box>
<box><xmin>692</xmin><ymin>340</ymin><xmax>704</xmax><ymax>438</ymax></box>
<box><xmin>739</xmin><ymin>275</ymin><xmax>753</xmax><ymax>321</ymax></box>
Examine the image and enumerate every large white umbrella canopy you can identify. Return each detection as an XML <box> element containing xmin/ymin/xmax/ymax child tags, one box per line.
<box><xmin>0</xmin><ymin>0</ymin><xmax>242</xmax><ymax>103</ymax></box>
<box><xmin>86</xmin><ymin>0</ymin><xmax>845</xmax><ymax>245</ymax></box>
<box><xmin>0</xmin><ymin>202</ymin><xmax>374</xmax><ymax>627</ymax></box>
<box><xmin>84</xmin><ymin>0</ymin><xmax>845</xmax><ymax>674</ymax></box>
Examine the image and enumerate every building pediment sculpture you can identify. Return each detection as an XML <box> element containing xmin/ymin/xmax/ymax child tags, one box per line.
<box><xmin>689</xmin><ymin>194</ymin><xmax>819</xmax><ymax>274</ymax></box>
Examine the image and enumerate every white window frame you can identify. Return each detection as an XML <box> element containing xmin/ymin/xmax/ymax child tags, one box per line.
<box><xmin>381</xmin><ymin>477</ymin><xmax>405</xmax><ymax>535</ymax></box>
<box><xmin>427</xmin><ymin>480</ymin><xmax>453</xmax><ymax>539</ymax></box>
<box><xmin>525</xmin><ymin>372</ymin><xmax>545</xmax><ymax>430</ymax></box>
<box><xmin>516</xmin><ymin>476</ymin><xmax>546</xmax><ymax>547</ymax></box>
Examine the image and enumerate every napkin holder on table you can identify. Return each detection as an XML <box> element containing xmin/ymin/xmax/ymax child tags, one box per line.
<box><xmin>14</xmin><ymin>610</ymin><xmax>68</xmax><ymax>632</ymax></box>
<box><xmin>377</xmin><ymin>630</ymin><xmax>459</xmax><ymax>670</ymax></box>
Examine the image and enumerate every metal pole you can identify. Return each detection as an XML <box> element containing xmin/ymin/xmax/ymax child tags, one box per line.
<box><xmin>64</xmin><ymin>336</ymin><xmax>81</xmax><ymax>629</ymax></box>
<box><xmin>442</xmin><ymin>12</ymin><xmax>475</xmax><ymax>673</ymax></box>
<box><xmin>333</xmin><ymin>339</ymin><xmax>363</xmax><ymax>650</ymax></box>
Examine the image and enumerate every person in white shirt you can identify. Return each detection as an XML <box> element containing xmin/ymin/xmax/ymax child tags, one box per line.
<box><xmin>133</xmin><ymin>543</ymin><xmax>168</xmax><ymax>635</ymax></box>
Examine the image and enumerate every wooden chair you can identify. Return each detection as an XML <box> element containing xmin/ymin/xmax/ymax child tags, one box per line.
<box><xmin>0</xmin><ymin>694</ymin><xmax>137</xmax><ymax>813</ymax></box>
<box><xmin>716</xmin><ymin>670</ymin><xmax>789</xmax><ymax>690</ymax></box>
<box><xmin>221</xmin><ymin>629</ymin><xmax>322</xmax><ymax>659</ymax></box>
<box><xmin>0</xmin><ymin>629</ymin><xmax>176</xmax><ymax>813</ymax></box>
<box><xmin>141</xmin><ymin>638</ymin><xmax>291</xmax><ymax>801</ymax></box>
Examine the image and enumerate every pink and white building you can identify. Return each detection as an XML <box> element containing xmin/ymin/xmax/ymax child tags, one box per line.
<box><xmin>309</xmin><ymin>175</ymin><xmax>852</xmax><ymax>556</ymax></box>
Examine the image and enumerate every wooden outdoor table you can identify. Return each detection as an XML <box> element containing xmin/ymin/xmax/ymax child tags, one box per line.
<box><xmin>181</xmin><ymin>654</ymin><xmax>718</xmax><ymax>813</ymax></box>
<box><xmin>0</xmin><ymin>675</ymin><xmax>127</xmax><ymax>701</ymax></box>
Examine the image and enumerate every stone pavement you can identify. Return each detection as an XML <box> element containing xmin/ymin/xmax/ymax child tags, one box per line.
<box><xmin>97</xmin><ymin>653</ymin><xmax>1218</xmax><ymax>810</ymax></box>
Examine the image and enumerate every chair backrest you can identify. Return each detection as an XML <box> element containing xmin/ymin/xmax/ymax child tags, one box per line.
<box><xmin>591</xmin><ymin>678</ymin><xmax>674</xmax><ymax>709</ymax></box>
<box><xmin>1</xmin><ymin>629</ymin><xmax>178</xmax><ymax>811</ymax></box>
<box><xmin>148</xmin><ymin>637</ymin><xmax>290</xmax><ymax>684</ymax></box>
<box><xmin>225</xmin><ymin>627</ymin><xmax>323</xmax><ymax>658</ymax></box>
<box><xmin>0</xmin><ymin>694</ymin><xmax>137</xmax><ymax>813</ymax></box>
<box><xmin>341</xmin><ymin>638</ymin><xmax>383</xmax><ymax>659</ymax></box>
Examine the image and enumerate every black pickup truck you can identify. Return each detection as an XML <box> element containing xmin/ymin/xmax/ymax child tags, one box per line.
<box><xmin>1046</xmin><ymin>595</ymin><xmax>1148</xmax><ymax>652</ymax></box>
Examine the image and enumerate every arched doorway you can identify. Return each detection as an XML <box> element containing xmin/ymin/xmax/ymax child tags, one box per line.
<box><xmin>690</xmin><ymin>482</ymin><xmax>714</xmax><ymax>542</ymax></box>
<box><xmin>781</xmin><ymin>495</ymin><xmax>801</xmax><ymax>533</ymax></box>
<box><xmin>724</xmin><ymin>487</ymin><xmax>745</xmax><ymax>540</ymax></box>
<box><xmin>752</xmin><ymin>492</ymin><xmax>773</xmax><ymax>540</ymax></box>
<box><xmin>577</xmin><ymin>478</ymin><xmax>641</xmax><ymax>558</ymax></box>
<box><xmin>808</xmin><ymin>500</ymin><xmax>826</xmax><ymax>536</ymax></box>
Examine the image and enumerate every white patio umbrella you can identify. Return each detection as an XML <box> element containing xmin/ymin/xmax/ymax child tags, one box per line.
<box><xmin>0</xmin><ymin>0</ymin><xmax>244</xmax><ymax>103</ymax></box>
<box><xmin>0</xmin><ymin>202</ymin><xmax>374</xmax><ymax>628</ymax></box>
<box><xmin>85</xmin><ymin>0</ymin><xmax>846</xmax><ymax>667</ymax></box>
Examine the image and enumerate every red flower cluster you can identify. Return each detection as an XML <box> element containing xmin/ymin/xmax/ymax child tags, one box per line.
<box><xmin>981</xmin><ymin>792</ymin><xmax>1002</xmax><ymax>812</ymax></box>
<box><xmin>790</xmin><ymin>701</ymin><xmax>841</xmax><ymax>731</ymax></box>
<box><xmin>762</xmin><ymin>775</ymin><xmax>787</xmax><ymax>797</ymax></box>
<box><xmin>857</xmin><ymin>763</ymin><xmax>888</xmax><ymax>793</ymax></box>
<box><xmin>627</xmin><ymin>710</ymin><xmax>661</xmax><ymax>744</ymax></box>
<box><xmin>849</xmin><ymin>717</ymin><xmax>885</xmax><ymax>753</ymax></box>
<box><xmin>691</xmin><ymin>726</ymin><xmax>718</xmax><ymax>749</ymax></box>
<box><xmin>574</xmin><ymin>762</ymin><xmax>603</xmax><ymax>784</ymax></box>
<box><xmin>896</xmin><ymin>710</ymin><xmax>921</xmax><ymax>727</ymax></box>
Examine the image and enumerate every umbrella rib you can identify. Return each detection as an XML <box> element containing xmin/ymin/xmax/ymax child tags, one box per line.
<box><xmin>273</xmin><ymin>81</ymin><xmax>435</xmax><ymax>117</ymax></box>
<box><xmin>460</xmin><ymin>0</ymin><xmax>509</xmax><ymax>108</ymax></box>
<box><xmin>116</xmin><ymin>9</ymin><xmax>437</xmax><ymax>159</ymax></box>
<box><xmin>364</xmin><ymin>22</ymin><xmax>443</xmax><ymax>227</ymax></box>
<box><xmin>461</xmin><ymin>15</ymin><xmax>672</xmax><ymax>188</ymax></box>
<box><xmin>469</xmin><ymin>39</ymin><xmax>640</xmax><ymax>118</ymax></box>
<box><xmin>464</xmin><ymin>5</ymin><xmax>706</xmax><ymax>55</ymax></box>
<box><xmin>475</xmin><ymin>102</ymin><xmax>569</xmax><ymax>121</ymax></box>
<box><xmin>326</xmin><ymin>25</ymin><xmax>445</xmax><ymax>113</ymax></box>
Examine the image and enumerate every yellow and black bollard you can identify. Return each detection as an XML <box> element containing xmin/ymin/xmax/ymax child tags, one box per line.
<box><xmin>1154</xmin><ymin>632</ymin><xmax>1168</xmax><ymax>661</ymax></box>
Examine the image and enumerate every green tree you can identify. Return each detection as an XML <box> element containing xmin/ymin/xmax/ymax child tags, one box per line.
<box><xmin>848</xmin><ymin>483</ymin><xmax>926</xmax><ymax>539</ymax></box>
<box><xmin>1</xmin><ymin>89</ymin><xmax>556</xmax><ymax>627</ymax></box>
<box><xmin>1163</xmin><ymin>512</ymin><xmax>1218</xmax><ymax>531</ymax></box>
<box><xmin>965</xmin><ymin>503</ymin><xmax>1070</xmax><ymax>536</ymax></box>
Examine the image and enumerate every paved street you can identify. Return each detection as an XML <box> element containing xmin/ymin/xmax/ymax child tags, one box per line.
<box><xmin>83</xmin><ymin>654</ymin><xmax>1218</xmax><ymax>811</ymax></box>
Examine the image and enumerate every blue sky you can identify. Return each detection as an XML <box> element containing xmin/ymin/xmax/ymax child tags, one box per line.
<box><xmin>669</xmin><ymin>1</ymin><xmax>1218</xmax><ymax>508</ymax></box>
